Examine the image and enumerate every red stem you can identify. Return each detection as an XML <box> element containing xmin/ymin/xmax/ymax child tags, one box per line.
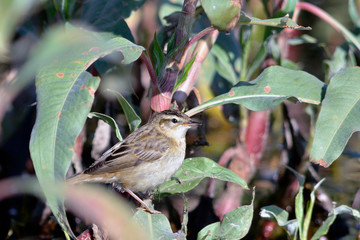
<box><xmin>186</xmin><ymin>27</ymin><xmax>216</xmax><ymax>49</ymax></box>
<box><xmin>140</xmin><ymin>52</ymin><xmax>158</xmax><ymax>88</ymax></box>
<box><xmin>296</xmin><ymin>2</ymin><xmax>341</xmax><ymax>33</ymax></box>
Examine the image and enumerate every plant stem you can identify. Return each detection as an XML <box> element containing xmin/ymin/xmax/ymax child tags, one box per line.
<box><xmin>173</xmin><ymin>30</ymin><xmax>219</xmax><ymax>106</ymax></box>
<box><xmin>186</xmin><ymin>27</ymin><xmax>216</xmax><ymax>49</ymax></box>
<box><xmin>174</xmin><ymin>0</ymin><xmax>199</xmax><ymax>64</ymax></box>
<box><xmin>296</xmin><ymin>2</ymin><xmax>360</xmax><ymax>51</ymax></box>
<box><xmin>140</xmin><ymin>52</ymin><xmax>158</xmax><ymax>88</ymax></box>
<box><xmin>150</xmin><ymin>0</ymin><xmax>198</xmax><ymax>111</ymax></box>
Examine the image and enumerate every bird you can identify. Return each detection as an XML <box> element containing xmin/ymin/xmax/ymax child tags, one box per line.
<box><xmin>68</xmin><ymin>109</ymin><xmax>200</xmax><ymax>213</ymax></box>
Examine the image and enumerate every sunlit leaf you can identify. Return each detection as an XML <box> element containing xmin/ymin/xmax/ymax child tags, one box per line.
<box><xmin>186</xmin><ymin>66</ymin><xmax>325</xmax><ymax>117</ymax></box>
<box><xmin>157</xmin><ymin>157</ymin><xmax>248</xmax><ymax>197</ymax></box>
<box><xmin>29</xmin><ymin>25</ymin><xmax>144</xmax><ymax>238</ymax></box>
<box><xmin>310</xmin><ymin>67</ymin><xmax>360</xmax><ymax>167</ymax></box>
<box><xmin>260</xmin><ymin>205</ymin><xmax>289</xmax><ymax>226</ymax></box>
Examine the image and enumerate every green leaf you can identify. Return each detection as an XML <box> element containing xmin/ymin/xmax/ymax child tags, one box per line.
<box><xmin>310</xmin><ymin>67</ymin><xmax>360</xmax><ymax>167</ymax></box>
<box><xmin>323</xmin><ymin>45</ymin><xmax>356</xmax><ymax>83</ymax></box>
<box><xmin>288</xmin><ymin>34</ymin><xmax>318</xmax><ymax>46</ymax></box>
<box><xmin>150</xmin><ymin>33</ymin><xmax>166</xmax><ymax>76</ymax></box>
<box><xmin>333</xmin><ymin>205</ymin><xmax>360</xmax><ymax>220</ymax></box>
<box><xmin>283</xmin><ymin>220</ymin><xmax>299</xmax><ymax>238</ymax></box>
<box><xmin>31</xmin><ymin>71</ymin><xmax>99</xmax><ymax>238</ymax></box>
<box><xmin>286</xmin><ymin>166</ymin><xmax>305</xmax><ymax>186</ymax></box>
<box><xmin>245</xmin><ymin>42</ymin><xmax>267</xmax><ymax>81</ymax></box>
<box><xmin>186</xmin><ymin>66</ymin><xmax>325</xmax><ymax>116</ymax></box>
<box><xmin>29</xmin><ymin>26</ymin><xmax>144</xmax><ymax>238</ymax></box>
<box><xmin>52</xmin><ymin>0</ymin><xmax>76</xmax><ymax>20</ymax></box>
<box><xmin>295</xmin><ymin>186</ymin><xmax>304</xmax><ymax>238</ymax></box>
<box><xmin>2</xmin><ymin>25</ymin><xmax>97</xmax><ymax>113</ymax></box>
<box><xmin>302</xmin><ymin>178</ymin><xmax>325</xmax><ymax>240</ymax></box>
<box><xmin>286</xmin><ymin>166</ymin><xmax>305</xmax><ymax>238</ymax></box>
<box><xmin>198</xmin><ymin>222</ymin><xmax>221</xmax><ymax>240</ymax></box>
<box><xmin>211</xmin><ymin>44</ymin><xmax>238</xmax><ymax>84</ymax></box>
<box><xmin>198</xmin><ymin>189</ymin><xmax>255</xmax><ymax>240</ymax></box>
<box><xmin>157</xmin><ymin>157</ymin><xmax>248</xmax><ymax>196</ymax></box>
<box><xmin>260</xmin><ymin>205</ymin><xmax>299</xmax><ymax>238</ymax></box>
<box><xmin>174</xmin><ymin>56</ymin><xmax>196</xmax><ymax>91</ymax></box>
<box><xmin>217</xmin><ymin>199</ymin><xmax>254</xmax><ymax>239</ymax></box>
<box><xmin>260</xmin><ymin>205</ymin><xmax>289</xmax><ymax>226</ymax></box>
<box><xmin>132</xmin><ymin>210</ymin><xmax>186</xmax><ymax>240</ymax></box>
<box><xmin>311</xmin><ymin>205</ymin><xmax>360</xmax><ymax>239</ymax></box>
<box><xmin>167</xmin><ymin>32</ymin><xmax>177</xmax><ymax>57</ymax></box>
<box><xmin>311</xmin><ymin>215</ymin><xmax>336</xmax><ymax>240</ymax></box>
<box><xmin>88</xmin><ymin>112</ymin><xmax>122</xmax><ymax>141</ymax></box>
<box><xmin>81</xmin><ymin>0</ymin><xmax>143</xmax><ymax>41</ymax></box>
<box><xmin>107</xmin><ymin>90</ymin><xmax>141</xmax><ymax>132</ymax></box>
<box><xmin>238</xmin><ymin>11</ymin><xmax>312</xmax><ymax>30</ymax></box>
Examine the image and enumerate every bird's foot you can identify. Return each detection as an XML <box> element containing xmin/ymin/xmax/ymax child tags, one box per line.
<box><xmin>123</xmin><ymin>188</ymin><xmax>161</xmax><ymax>214</ymax></box>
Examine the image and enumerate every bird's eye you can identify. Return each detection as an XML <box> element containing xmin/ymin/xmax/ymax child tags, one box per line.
<box><xmin>171</xmin><ymin>118</ymin><xmax>178</xmax><ymax>123</ymax></box>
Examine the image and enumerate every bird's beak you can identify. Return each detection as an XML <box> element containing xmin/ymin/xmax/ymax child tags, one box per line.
<box><xmin>184</xmin><ymin>119</ymin><xmax>201</xmax><ymax>126</ymax></box>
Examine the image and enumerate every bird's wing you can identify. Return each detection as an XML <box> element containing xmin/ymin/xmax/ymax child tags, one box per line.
<box><xmin>83</xmin><ymin>135</ymin><xmax>169</xmax><ymax>175</ymax></box>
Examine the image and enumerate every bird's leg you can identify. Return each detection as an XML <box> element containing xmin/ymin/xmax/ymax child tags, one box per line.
<box><xmin>112</xmin><ymin>183</ymin><xmax>160</xmax><ymax>214</ymax></box>
<box><xmin>112</xmin><ymin>183</ymin><xmax>125</xmax><ymax>193</ymax></box>
<box><xmin>123</xmin><ymin>188</ymin><xmax>161</xmax><ymax>214</ymax></box>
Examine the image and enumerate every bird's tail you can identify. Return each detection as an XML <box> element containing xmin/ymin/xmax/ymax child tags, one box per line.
<box><xmin>67</xmin><ymin>173</ymin><xmax>94</xmax><ymax>185</ymax></box>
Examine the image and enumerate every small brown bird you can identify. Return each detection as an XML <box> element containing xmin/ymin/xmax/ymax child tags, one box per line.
<box><xmin>68</xmin><ymin>109</ymin><xmax>199</xmax><ymax>213</ymax></box>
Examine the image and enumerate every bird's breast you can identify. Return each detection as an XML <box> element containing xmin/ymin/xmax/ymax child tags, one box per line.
<box><xmin>125</xmin><ymin>139</ymin><xmax>186</xmax><ymax>193</ymax></box>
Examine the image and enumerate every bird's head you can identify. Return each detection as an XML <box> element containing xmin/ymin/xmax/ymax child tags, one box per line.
<box><xmin>150</xmin><ymin>110</ymin><xmax>200</xmax><ymax>138</ymax></box>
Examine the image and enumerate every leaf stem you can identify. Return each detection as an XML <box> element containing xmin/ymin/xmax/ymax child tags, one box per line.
<box><xmin>186</xmin><ymin>27</ymin><xmax>216</xmax><ymax>49</ymax></box>
<box><xmin>140</xmin><ymin>52</ymin><xmax>158</xmax><ymax>88</ymax></box>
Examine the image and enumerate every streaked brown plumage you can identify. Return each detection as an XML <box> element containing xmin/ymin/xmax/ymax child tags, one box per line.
<box><xmin>68</xmin><ymin>109</ymin><xmax>199</xmax><ymax>213</ymax></box>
